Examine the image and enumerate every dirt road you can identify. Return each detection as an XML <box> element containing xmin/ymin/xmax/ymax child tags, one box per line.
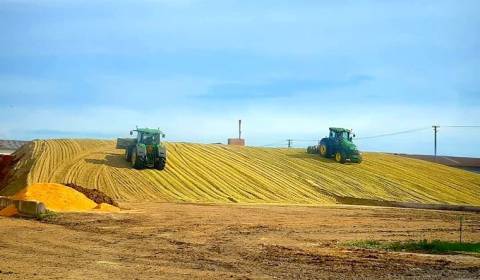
<box><xmin>1</xmin><ymin>203</ymin><xmax>479</xmax><ymax>279</ymax></box>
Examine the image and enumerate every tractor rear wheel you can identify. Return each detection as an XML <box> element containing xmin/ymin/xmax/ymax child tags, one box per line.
<box><xmin>335</xmin><ymin>152</ymin><xmax>347</xmax><ymax>164</ymax></box>
<box><xmin>131</xmin><ymin>148</ymin><xmax>144</xmax><ymax>169</ymax></box>
<box><xmin>154</xmin><ymin>157</ymin><xmax>166</xmax><ymax>170</ymax></box>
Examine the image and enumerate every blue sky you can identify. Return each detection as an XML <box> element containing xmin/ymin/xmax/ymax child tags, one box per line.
<box><xmin>0</xmin><ymin>0</ymin><xmax>479</xmax><ymax>156</ymax></box>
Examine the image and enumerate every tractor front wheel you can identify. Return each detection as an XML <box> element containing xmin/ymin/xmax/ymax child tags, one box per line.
<box><xmin>335</xmin><ymin>152</ymin><xmax>347</xmax><ymax>164</ymax></box>
<box><xmin>154</xmin><ymin>157</ymin><xmax>166</xmax><ymax>170</ymax></box>
<box><xmin>131</xmin><ymin>148</ymin><xmax>145</xmax><ymax>169</ymax></box>
<box><xmin>320</xmin><ymin>143</ymin><xmax>328</xmax><ymax>157</ymax></box>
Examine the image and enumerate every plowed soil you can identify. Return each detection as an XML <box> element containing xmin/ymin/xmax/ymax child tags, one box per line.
<box><xmin>1</xmin><ymin>139</ymin><xmax>479</xmax><ymax>206</ymax></box>
<box><xmin>1</xmin><ymin>203</ymin><xmax>479</xmax><ymax>279</ymax></box>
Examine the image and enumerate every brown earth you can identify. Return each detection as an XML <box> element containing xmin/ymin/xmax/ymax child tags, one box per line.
<box><xmin>1</xmin><ymin>202</ymin><xmax>479</xmax><ymax>279</ymax></box>
<box><xmin>63</xmin><ymin>182</ymin><xmax>119</xmax><ymax>207</ymax></box>
<box><xmin>0</xmin><ymin>155</ymin><xmax>17</xmax><ymax>189</ymax></box>
<box><xmin>395</xmin><ymin>153</ymin><xmax>480</xmax><ymax>168</ymax></box>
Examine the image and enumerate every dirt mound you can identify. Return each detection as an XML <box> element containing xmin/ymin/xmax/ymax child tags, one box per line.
<box><xmin>0</xmin><ymin>139</ymin><xmax>479</xmax><ymax>206</ymax></box>
<box><xmin>64</xmin><ymin>183</ymin><xmax>118</xmax><ymax>207</ymax></box>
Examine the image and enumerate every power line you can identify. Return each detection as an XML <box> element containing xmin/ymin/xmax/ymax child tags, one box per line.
<box><xmin>355</xmin><ymin>127</ymin><xmax>430</xmax><ymax>140</ymax></box>
<box><xmin>258</xmin><ymin>124</ymin><xmax>480</xmax><ymax>149</ymax></box>
<box><xmin>289</xmin><ymin>139</ymin><xmax>319</xmax><ymax>142</ymax></box>
<box><xmin>260</xmin><ymin>141</ymin><xmax>287</xmax><ymax>147</ymax></box>
<box><xmin>441</xmin><ymin>125</ymin><xmax>480</xmax><ymax>128</ymax></box>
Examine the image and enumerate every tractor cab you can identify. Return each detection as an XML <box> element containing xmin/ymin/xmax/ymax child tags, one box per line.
<box><xmin>131</xmin><ymin>128</ymin><xmax>165</xmax><ymax>145</ymax></box>
<box><xmin>329</xmin><ymin>128</ymin><xmax>354</xmax><ymax>142</ymax></box>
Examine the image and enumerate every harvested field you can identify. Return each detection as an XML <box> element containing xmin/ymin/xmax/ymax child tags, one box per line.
<box><xmin>0</xmin><ymin>202</ymin><xmax>479</xmax><ymax>279</ymax></box>
<box><xmin>0</xmin><ymin>139</ymin><xmax>479</xmax><ymax>206</ymax></box>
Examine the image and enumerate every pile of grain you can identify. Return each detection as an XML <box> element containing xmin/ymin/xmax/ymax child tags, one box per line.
<box><xmin>10</xmin><ymin>183</ymin><xmax>119</xmax><ymax>212</ymax></box>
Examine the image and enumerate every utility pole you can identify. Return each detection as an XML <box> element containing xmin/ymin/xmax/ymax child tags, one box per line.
<box><xmin>238</xmin><ymin>119</ymin><xmax>242</xmax><ymax>139</ymax></box>
<box><xmin>432</xmin><ymin>125</ymin><xmax>439</xmax><ymax>160</ymax></box>
<box><xmin>459</xmin><ymin>216</ymin><xmax>464</xmax><ymax>243</ymax></box>
<box><xmin>287</xmin><ymin>139</ymin><xmax>292</xmax><ymax>148</ymax></box>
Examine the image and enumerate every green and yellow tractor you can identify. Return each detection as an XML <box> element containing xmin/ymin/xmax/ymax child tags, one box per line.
<box><xmin>307</xmin><ymin>127</ymin><xmax>362</xmax><ymax>164</ymax></box>
<box><xmin>116</xmin><ymin>128</ymin><xmax>167</xmax><ymax>170</ymax></box>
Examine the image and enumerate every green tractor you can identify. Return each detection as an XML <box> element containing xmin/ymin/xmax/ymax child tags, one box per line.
<box><xmin>116</xmin><ymin>128</ymin><xmax>167</xmax><ymax>170</ymax></box>
<box><xmin>307</xmin><ymin>127</ymin><xmax>362</xmax><ymax>164</ymax></box>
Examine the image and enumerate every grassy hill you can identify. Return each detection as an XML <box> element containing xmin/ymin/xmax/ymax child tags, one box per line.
<box><xmin>1</xmin><ymin>139</ymin><xmax>479</xmax><ymax>205</ymax></box>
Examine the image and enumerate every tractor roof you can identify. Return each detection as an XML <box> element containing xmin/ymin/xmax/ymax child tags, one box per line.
<box><xmin>329</xmin><ymin>127</ymin><xmax>351</xmax><ymax>133</ymax></box>
<box><xmin>135</xmin><ymin>128</ymin><xmax>163</xmax><ymax>134</ymax></box>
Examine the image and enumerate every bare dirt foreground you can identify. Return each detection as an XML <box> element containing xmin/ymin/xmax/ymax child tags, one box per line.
<box><xmin>1</xmin><ymin>203</ymin><xmax>479</xmax><ymax>279</ymax></box>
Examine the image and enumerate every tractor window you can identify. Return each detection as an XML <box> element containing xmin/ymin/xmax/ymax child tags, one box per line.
<box><xmin>331</xmin><ymin>130</ymin><xmax>350</xmax><ymax>139</ymax></box>
<box><xmin>142</xmin><ymin>134</ymin><xmax>154</xmax><ymax>145</ymax></box>
<box><xmin>140</xmin><ymin>134</ymin><xmax>159</xmax><ymax>145</ymax></box>
<box><xmin>334</xmin><ymin>131</ymin><xmax>349</xmax><ymax>140</ymax></box>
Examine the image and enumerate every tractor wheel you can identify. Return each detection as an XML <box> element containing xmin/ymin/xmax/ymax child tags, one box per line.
<box><xmin>356</xmin><ymin>156</ymin><xmax>363</xmax><ymax>164</ymax></box>
<box><xmin>319</xmin><ymin>143</ymin><xmax>328</xmax><ymax>157</ymax></box>
<box><xmin>335</xmin><ymin>152</ymin><xmax>347</xmax><ymax>164</ymax></box>
<box><xmin>125</xmin><ymin>148</ymin><xmax>132</xmax><ymax>162</ymax></box>
<box><xmin>131</xmin><ymin>148</ymin><xmax>144</xmax><ymax>169</ymax></box>
<box><xmin>154</xmin><ymin>157</ymin><xmax>166</xmax><ymax>170</ymax></box>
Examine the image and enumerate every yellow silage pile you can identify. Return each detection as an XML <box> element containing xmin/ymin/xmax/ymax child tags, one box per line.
<box><xmin>0</xmin><ymin>139</ymin><xmax>479</xmax><ymax>206</ymax></box>
<box><xmin>10</xmin><ymin>183</ymin><xmax>119</xmax><ymax>212</ymax></box>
